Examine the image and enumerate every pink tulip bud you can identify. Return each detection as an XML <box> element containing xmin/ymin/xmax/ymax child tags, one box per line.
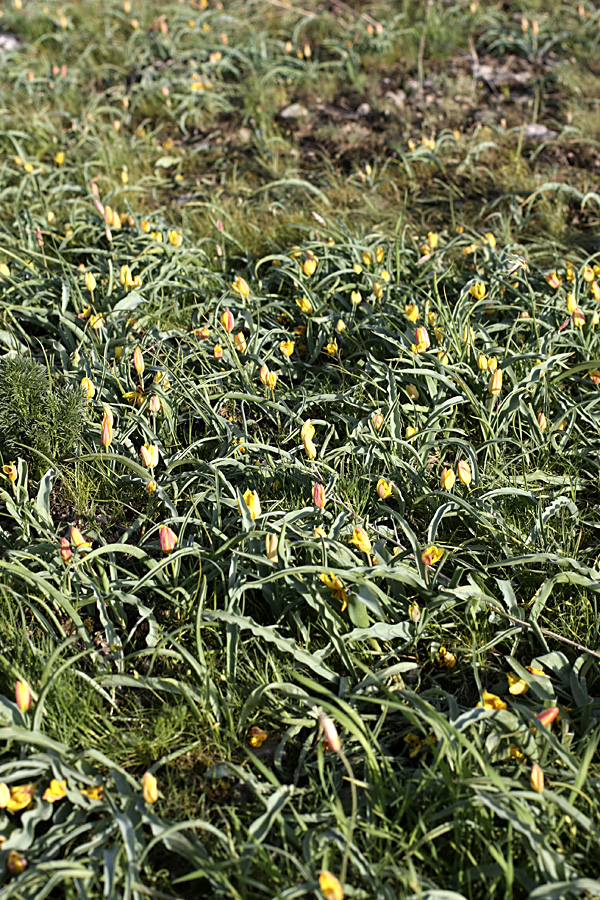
<box><xmin>60</xmin><ymin>537</ymin><xmax>72</xmax><ymax>562</ymax></box>
<box><xmin>216</xmin><ymin>218</ymin><xmax>223</xmax><ymax>232</ymax></box>
<box><xmin>149</xmin><ymin>394</ymin><xmax>161</xmax><ymax>413</ymax></box>
<box><xmin>535</xmin><ymin>707</ymin><xmax>559</xmax><ymax>728</ymax></box>
<box><xmin>319</xmin><ymin>712</ymin><xmax>341</xmax><ymax>754</ymax></box>
<box><xmin>15</xmin><ymin>680</ymin><xmax>31</xmax><ymax>712</ymax></box>
<box><xmin>312</xmin><ymin>483</ymin><xmax>326</xmax><ymax>508</ymax></box>
<box><xmin>221</xmin><ymin>309</ymin><xmax>234</xmax><ymax>333</ymax></box>
<box><xmin>159</xmin><ymin>524</ymin><xmax>178</xmax><ymax>553</ymax></box>
<box><xmin>530</xmin><ymin>763</ymin><xmax>544</xmax><ymax>793</ymax></box>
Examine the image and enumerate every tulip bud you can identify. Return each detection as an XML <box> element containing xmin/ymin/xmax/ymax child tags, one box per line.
<box><xmin>141</xmin><ymin>771</ymin><xmax>158</xmax><ymax>804</ymax></box>
<box><xmin>318</xmin><ymin>870</ymin><xmax>343</xmax><ymax>900</ymax></box>
<box><xmin>266</xmin><ymin>370</ymin><xmax>278</xmax><ymax>389</ymax></box>
<box><xmin>60</xmin><ymin>537</ymin><xmax>72</xmax><ymax>562</ymax></box>
<box><xmin>140</xmin><ymin>443</ymin><xmax>159</xmax><ymax>468</ymax></box>
<box><xmin>15</xmin><ymin>680</ymin><xmax>31</xmax><ymax>712</ymax></box>
<box><xmin>234</xmin><ymin>332</ymin><xmax>247</xmax><ymax>353</ymax></box>
<box><xmin>372</xmin><ymin>412</ymin><xmax>384</xmax><ymax>431</ymax></box>
<box><xmin>572</xmin><ymin>307</ymin><xmax>585</xmax><ymax>327</ymax></box>
<box><xmin>530</xmin><ymin>763</ymin><xmax>544</xmax><ymax>793</ymax></box>
<box><xmin>318</xmin><ymin>712</ymin><xmax>342</xmax><ymax>754</ymax></box>
<box><xmin>537</xmin><ymin>412</ymin><xmax>547</xmax><ymax>431</ymax></box>
<box><xmin>301</xmin><ymin>420</ymin><xmax>315</xmax><ymax>441</ymax></box>
<box><xmin>405</xmin><ymin>425</ymin><xmax>417</xmax><ymax>439</ymax></box>
<box><xmin>408</xmin><ymin>599</ymin><xmax>421</xmax><ymax>622</ymax></box>
<box><xmin>149</xmin><ymin>394</ymin><xmax>161</xmax><ymax>413</ymax></box>
<box><xmin>406</xmin><ymin>384</ymin><xmax>419</xmax><ymax>400</ymax></box>
<box><xmin>440</xmin><ymin>468</ymin><xmax>456</xmax><ymax>491</ymax></box>
<box><xmin>312</xmin><ymin>483</ymin><xmax>326</xmax><ymax>508</ymax></box>
<box><xmin>145</xmin><ymin>480</ymin><xmax>157</xmax><ymax>494</ymax></box>
<box><xmin>376</xmin><ymin>478</ymin><xmax>393</xmax><ymax>499</ymax></box>
<box><xmin>84</xmin><ymin>271</ymin><xmax>96</xmax><ymax>293</ymax></box>
<box><xmin>231</xmin><ymin>276</ymin><xmax>250</xmax><ymax>298</ymax></box>
<box><xmin>159</xmin><ymin>525</ymin><xmax>178</xmax><ymax>552</ymax></box>
<box><xmin>80</xmin><ymin>377</ymin><xmax>95</xmax><ymax>399</ymax></box>
<box><xmin>259</xmin><ymin>364</ymin><xmax>270</xmax><ymax>384</ymax></box>
<box><xmin>241</xmin><ymin>489</ymin><xmax>261</xmax><ymax>519</ymax></box>
<box><xmin>477</xmin><ymin>353</ymin><xmax>488</xmax><ymax>370</ymax></box>
<box><xmin>133</xmin><ymin>346</ymin><xmax>145</xmax><ymax>376</ymax></box>
<box><xmin>488</xmin><ymin>357</ymin><xmax>498</xmax><ymax>373</ymax></box>
<box><xmin>415</xmin><ymin>326</ymin><xmax>430</xmax><ymax>351</ymax></box>
<box><xmin>457</xmin><ymin>459</ymin><xmax>472</xmax><ymax>486</ymax></box>
<box><xmin>265</xmin><ymin>534</ymin><xmax>278</xmax><ymax>561</ymax></box>
<box><xmin>0</xmin><ymin>782</ymin><xmax>10</xmax><ymax>807</ymax></box>
<box><xmin>350</xmin><ymin>526</ymin><xmax>372</xmax><ymax>553</ymax></box>
<box><xmin>101</xmin><ymin>409</ymin><xmax>113</xmax><ymax>447</ymax></box>
<box><xmin>221</xmin><ymin>309</ymin><xmax>234</xmax><ymax>332</ymax></box>
<box><xmin>303</xmin><ymin>436</ymin><xmax>317</xmax><ymax>460</ymax></box>
<box><xmin>488</xmin><ymin>369</ymin><xmax>503</xmax><ymax>396</ymax></box>
<box><xmin>535</xmin><ymin>707</ymin><xmax>559</xmax><ymax>728</ymax></box>
<box><xmin>213</xmin><ymin>343</ymin><xmax>223</xmax><ymax>359</ymax></box>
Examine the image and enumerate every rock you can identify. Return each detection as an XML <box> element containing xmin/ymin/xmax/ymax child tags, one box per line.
<box><xmin>385</xmin><ymin>89</ymin><xmax>406</xmax><ymax>109</ymax></box>
<box><xmin>0</xmin><ymin>33</ymin><xmax>20</xmax><ymax>52</ymax></box>
<box><xmin>522</xmin><ymin>123</ymin><xmax>558</xmax><ymax>141</ymax></box>
<box><xmin>356</xmin><ymin>102</ymin><xmax>371</xmax><ymax>117</ymax></box>
<box><xmin>278</xmin><ymin>103</ymin><xmax>309</xmax><ymax>120</ymax></box>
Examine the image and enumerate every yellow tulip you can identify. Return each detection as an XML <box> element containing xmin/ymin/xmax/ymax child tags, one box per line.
<box><xmin>362</xmin><ymin>251</ymin><xmax>372</xmax><ymax>266</ymax></box>
<box><xmin>566</xmin><ymin>293</ymin><xmax>577</xmax><ymax>313</ymax></box>
<box><xmin>15</xmin><ymin>680</ymin><xmax>31</xmax><ymax>711</ymax></box>
<box><xmin>572</xmin><ymin>307</ymin><xmax>585</xmax><ymax>327</ymax></box>
<box><xmin>428</xmin><ymin>231</ymin><xmax>438</xmax><ymax>250</ymax></box>
<box><xmin>457</xmin><ymin>459</ymin><xmax>472</xmax><ymax>486</ymax></box>
<box><xmin>350</xmin><ymin>526</ymin><xmax>372</xmax><ymax>553</ymax></box>
<box><xmin>296</xmin><ymin>296</ymin><xmax>313</xmax><ymax>314</ymax></box>
<box><xmin>477</xmin><ymin>690</ymin><xmax>507</xmax><ymax>711</ymax></box>
<box><xmin>80</xmin><ymin>377</ymin><xmax>95</xmax><ymax>399</ymax></box>
<box><xmin>507</xmin><ymin>673</ymin><xmax>529</xmax><ymax>695</ymax></box>
<box><xmin>301</xmin><ymin>420</ymin><xmax>315</xmax><ymax>441</ymax></box>
<box><xmin>302</xmin><ymin>256</ymin><xmax>317</xmax><ymax>276</ymax></box>
<box><xmin>140</xmin><ymin>443</ymin><xmax>159</xmax><ymax>468</ymax></box>
<box><xmin>265</xmin><ymin>534</ymin><xmax>278</xmax><ymax>561</ymax></box>
<box><xmin>372</xmin><ymin>413</ymin><xmax>384</xmax><ymax>430</ymax></box>
<box><xmin>141</xmin><ymin>771</ymin><xmax>158</xmax><ymax>804</ymax></box>
<box><xmin>319</xmin><ymin>871</ymin><xmax>344</xmax><ymax>900</ymax></box>
<box><xmin>405</xmin><ymin>425</ymin><xmax>417</xmax><ymax>439</ymax></box>
<box><xmin>2</xmin><ymin>461</ymin><xmax>17</xmax><ymax>482</ymax></box>
<box><xmin>248</xmin><ymin>726</ymin><xmax>269</xmax><ymax>748</ymax></box>
<box><xmin>241</xmin><ymin>489</ymin><xmax>261</xmax><ymax>519</ymax></box>
<box><xmin>376</xmin><ymin>478</ymin><xmax>393</xmax><ymax>499</ymax></box>
<box><xmin>303</xmin><ymin>436</ymin><xmax>317</xmax><ymax>459</ymax></box>
<box><xmin>279</xmin><ymin>340</ymin><xmax>295</xmax><ymax>357</ymax></box>
<box><xmin>168</xmin><ymin>230</ymin><xmax>183</xmax><ymax>247</ymax></box>
<box><xmin>469</xmin><ymin>282</ymin><xmax>486</xmax><ymax>300</ymax></box>
<box><xmin>85</xmin><ymin>271</ymin><xmax>96</xmax><ymax>293</ymax></box>
<box><xmin>234</xmin><ymin>332</ymin><xmax>247</xmax><ymax>353</ymax></box>
<box><xmin>350</xmin><ymin>290</ymin><xmax>362</xmax><ymax>305</ymax></box>
<box><xmin>6</xmin><ymin>783</ymin><xmax>35</xmax><ymax>813</ymax></box>
<box><xmin>530</xmin><ymin>763</ymin><xmax>544</xmax><ymax>794</ymax></box>
<box><xmin>232</xmin><ymin>275</ymin><xmax>250</xmax><ymax>298</ymax></box>
<box><xmin>421</xmin><ymin>544</ymin><xmax>443</xmax><ymax>566</ymax></box>
<box><xmin>477</xmin><ymin>353</ymin><xmax>488</xmax><ymax>370</ymax></box>
<box><xmin>488</xmin><ymin>369</ymin><xmax>502</xmax><ymax>396</ymax></box>
<box><xmin>43</xmin><ymin>779</ymin><xmax>67</xmax><ymax>803</ymax></box>
<box><xmin>440</xmin><ymin>468</ymin><xmax>455</xmax><ymax>491</ymax></box>
<box><xmin>0</xmin><ymin>782</ymin><xmax>10</xmax><ymax>807</ymax></box>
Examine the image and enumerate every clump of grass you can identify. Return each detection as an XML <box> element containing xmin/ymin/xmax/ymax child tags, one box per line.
<box><xmin>0</xmin><ymin>356</ymin><xmax>86</xmax><ymax>469</ymax></box>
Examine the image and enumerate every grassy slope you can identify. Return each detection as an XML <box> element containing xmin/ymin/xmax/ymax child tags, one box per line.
<box><xmin>0</xmin><ymin>0</ymin><xmax>599</xmax><ymax>898</ymax></box>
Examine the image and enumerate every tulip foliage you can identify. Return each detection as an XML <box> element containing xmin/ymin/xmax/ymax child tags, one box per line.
<box><xmin>0</xmin><ymin>0</ymin><xmax>599</xmax><ymax>898</ymax></box>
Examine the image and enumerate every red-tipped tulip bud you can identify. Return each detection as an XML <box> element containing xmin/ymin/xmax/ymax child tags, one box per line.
<box><xmin>60</xmin><ymin>537</ymin><xmax>72</xmax><ymax>562</ymax></box>
<box><xmin>221</xmin><ymin>309</ymin><xmax>234</xmax><ymax>332</ymax></box>
<box><xmin>536</xmin><ymin>707</ymin><xmax>559</xmax><ymax>728</ymax></box>
<box><xmin>159</xmin><ymin>525</ymin><xmax>178</xmax><ymax>553</ymax></box>
<box><xmin>149</xmin><ymin>394</ymin><xmax>161</xmax><ymax>413</ymax></box>
<box><xmin>457</xmin><ymin>459</ymin><xmax>472</xmax><ymax>485</ymax></box>
<box><xmin>313</xmin><ymin>483</ymin><xmax>326</xmax><ymax>508</ymax></box>
<box><xmin>15</xmin><ymin>680</ymin><xmax>31</xmax><ymax>712</ymax></box>
<box><xmin>101</xmin><ymin>409</ymin><xmax>113</xmax><ymax>447</ymax></box>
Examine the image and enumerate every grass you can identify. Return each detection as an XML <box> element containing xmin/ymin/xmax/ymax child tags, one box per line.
<box><xmin>0</xmin><ymin>0</ymin><xmax>599</xmax><ymax>897</ymax></box>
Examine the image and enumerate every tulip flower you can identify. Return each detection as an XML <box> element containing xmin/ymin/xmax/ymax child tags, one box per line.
<box><xmin>303</xmin><ymin>436</ymin><xmax>317</xmax><ymax>460</ymax></box>
<box><xmin>221</xmin><ymin>309</ymin><xmax>234</xmax><ymax>332</ymax></box>
<box><xmin>486</xmin><ymin>357</ymin><xmax>498</xmax><ymax>373</ymax></box>
<box><xmin>591</xmin><ymin>282</ymin><xmax>600</xmax><ymax>302</ymax></box>
<box><xmin>535</xmin><ymin>707</ymin><xmax>559</xmax><ymax>728</ymax></box>
<box><xmin>168</xmin><ymin>230</ymin><xmax>182</xmax><ymax>247</ymax></box>
<box><xmin>145</xmin><ymin>480</ymin><xmax>157</xmax><ymax>494</ymax></box>
<box><xmin>537</xmin><ymin>412</ymin><xmax>547</xmax><ymax>431</ymax></box>
<box><xmin>279</xmin><ymin>339</ymin><xmax>295</xmax><ymax>357</ymax></box>
<box><xmin>6</xmin><ymin>850</ymin><xmax>27</xmax><ymax>875</ymax></box>
<box><xmin>318</xmin><ymin>871</ymin><xmax>343</xmax><ymax>900</ymax></box>
<box><xmin>373</xmin><ymin>282</ymin><xmax>383</xmax><ymax>300</ymax></box>
<box><xmin>302</xmin><ymin>256</ymin><xmax>317</xmax><ymax>276</ymax></box>
<box><xmin>60</xmin><ymin>537</ymin><xmax>72</xmax><ymax>562</ymax></box>
<box><xmin>320</xmin><ymin>572</ymin><xmax>348</xmax><ymax>609</ymax></box>
<box><xmin>572</xmin><ymin>307</ymin><xmax>585</xmax><ymax>327</ymax></box>
<box><xmin>372</xmin><ymin>412</ymin><xmax>384</xmax><ymax>430</ymax></box>
<box><xmin>301</xmin><ymin>420</ymin><xmax>315</xmax><ymax>441</ymax></box>
<box><xmin>421</xmin><ymin>545</ymin><xmax>443</xmax><ymax>566</ymax></box>
<box><xmin>2</xmin><ymin>461</ymin><xmax>17</xmax><ymax>482</ymax></box>
<box><xmin>248</xmin><ymin>726</ymin><xmax>268</xmax><ymax>748</ymax></box>
<box><xmin>507</xmin><ymin>673</ymin><xmax>529</xmax><ymax>695</ymax></box>
<box><xmin>377</xmin><ymin>478</ymin><xmax>393</xmax><ymax>499</ymax></box>
<box><xmin>149</xmin><ymin>394</ymin><xmax>161</xmax><ymax>412</ymax></box>
<box><xmin>241</xmin><ymin>489</ymin><xmax>261</xmax><ymax>519</ymax></box>
<box><xmin>477</xmin><ymin>353</ymin><xmax>488</xmax><ymax>370</ymax></box>
<box><xmin>141</xmin><ymin>771</ymin><xmax>158</xmax><ymax>804</ymax></box>
<box><xmin>234</xmin><ymin>332</ymin><xmax>247</xmax><ymax>353</ymax></box>
<box><xmin>265</xmin><ymin>534</ymin><xmax>278</xmax><ymax>561</ymax></box>
<box><xmin>101</xmin><ymin>409</ymin><xmax>113</xmax><ymax>447</ymax></box>
<box><xmin>312</xmin><ymin>483</ymin><xmax>326</xmax><ymax>508</ymax></box>
<box><xmin>350</xmin><ymin>527</ymin><xmax>372</xmax><ymax>554</ymax></box>
<box><xmin>85</xmin><ymin>271</ymin><xmax>96</xmax><ymax>293</ymax></box>
<box><xmin>470</xmin><ymin>282</ymin><xmax>486</xmax><ymax>299</ymax></box>
<box><xmin>80</xmin><ymin>377</ymin><xmax>95</xmax><ymax>399</ymax></box>
<box><xmin>314</xmin><ymin>526</ymin><xmax>327</xmax><ymax>539</ymax></box>
<box><xmin>43</xmin><ymin>779</ymin><xmax>67</xmax><ymax>803</ymax></box>
<box><xmin>440</xmin><ymin>468</ymin><xmax>455</xmax><ymax>491</ymax></box>
<box><xmin>231</xmin><ymin>276</ymin><xmax>250</xmax><ymax>298</ymax></box>
<box><xmin>140</xmin><ymin>443</ymin><xmax>159</xmax><ymax>468</ymax></box>
<box><xmin>259</xmin><ymin>363</ymin><xmax>270</xmax><ymax>384</ymax></box>
<box><xmin>297</xmin><ymin>296</ymin><xmax>313</xmax><ymax>313</ymax></box>
<box><xmin>530</xmin><ymin>763</ymin><xmax>544</xmax><ymax>793</ymax></box>
<box><xmin>133</xmin><ymin>346</ymin><xmax>145</xmax><ymax>376</ymax></box>
<box><xmin>457</xmin><ymin>459</ymin><xmax>472</xmax><ymax>486</ymax></box>
<box><xmin>266</xmin><ymin>370</ymin><xmax>278</xmax><ymax>389</ymax></box>
<box><xmin>488</xmin><ymin>369</ymin><xmax>503</xmax><ymax>396</ymax></box>
<box><xmin>213</xmin><ymin>343</ymin><xmax>223</xmax><ymax>359</ymax></box>
<box><xmin>318</xmin><ymin>712</ymin><xmax>342</xmax><ymax>754</ymax></box>
<box><xmin>545</xmin><ymin>271</ymin><xmax>561</xmax><ymax>289</ymax></box>
<box><xmin>405</xmin><ymin>303</ymin><xmax>419</xmax><ymax>322</ymax></box>
<box><xmin>159</xmin><ymin>524</ymin><xmax>178</xmax><ymax>552</ymax></box>
<box><xmin>477</xmin><ymin>690</ymin><xmax>507</xmax><ymax>711</ymax></box>
<box><xmin>70</xmin><ymin>526</ymin><xmax>92</xmax><ymax>551</ymax></box>
<box><xmin>415</xmin><ymin>326</ymin><xmax>430</xmax><ymax>352</ymax></box>
<box><xmin>405</xmin><ymin>425</ymin><xmax>417</xmax><ymax>439</ymax></box>
<box><xmin>15</xmin><ymin>680</ymin><xmax>31</xmax><ymax>712</ymax></box>
<box><xmin>566</xmin><ymin>293</ymin><xmax>577</xmax><ymax>313</ymax></box>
